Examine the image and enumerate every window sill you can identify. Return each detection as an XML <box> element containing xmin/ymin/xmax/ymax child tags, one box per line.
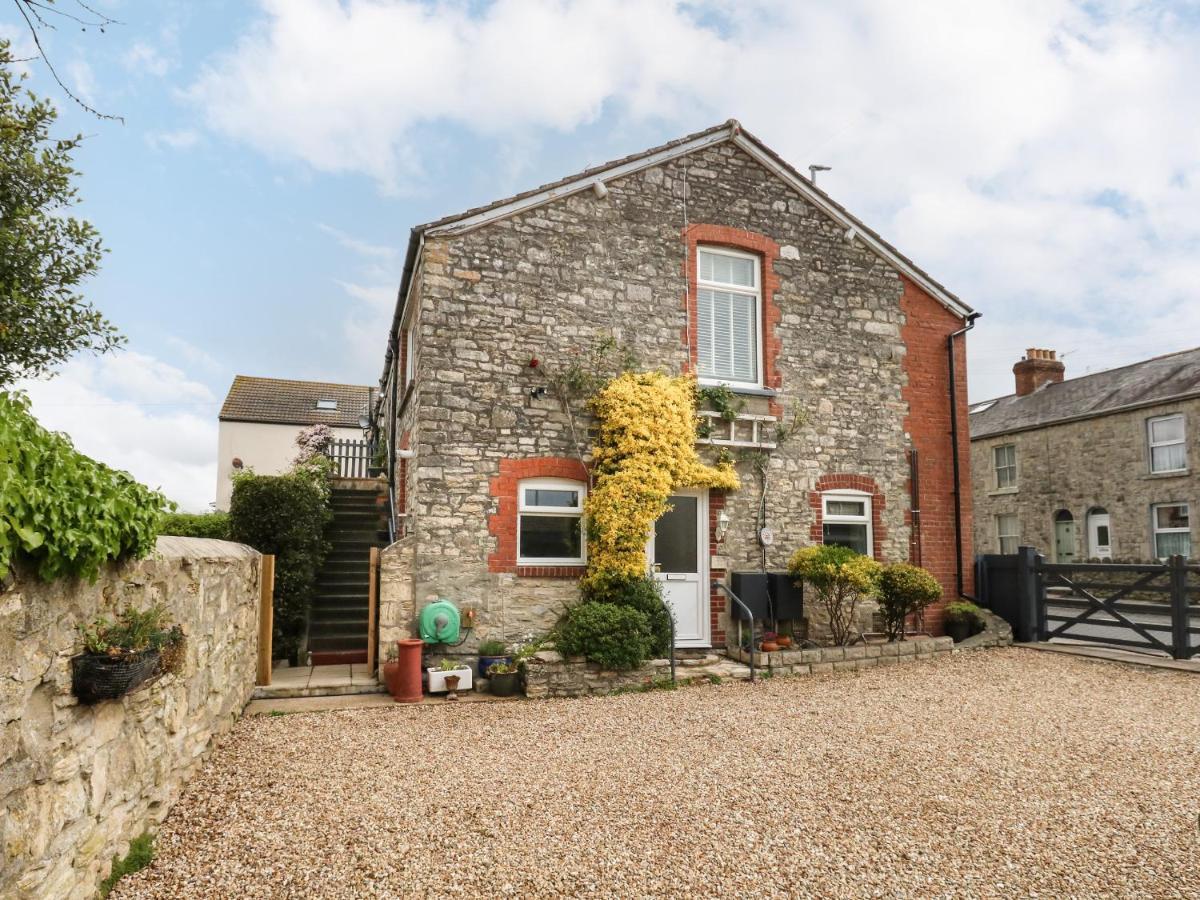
<box><xmin>988</xmin><ymin>487</ymin><xmax>1019</xmax><ymax>496</ymax></box>
<box><xmin>515</xmin><ymin>565</ymin><xmax>586</xmax><ymax>578</ymax></box>
<box><xmin>1144</xmin><ymin>469</ymin><xmax>1189</xmax><ymax>480</ymax></box>
<box><xmin>697</xmin><ymin>380</ymin><xmax>778</xmax><ymax>398</ymax></box>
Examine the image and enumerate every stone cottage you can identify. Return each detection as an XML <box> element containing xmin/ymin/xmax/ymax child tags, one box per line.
<box><xmin>373</xmin><ymin>120</ymin><xmax>978</xmax><ymax>657</ymax></box>
<box><xmin>971</xmin><ymin>346</ymin><xmax>1200</xmax><ymax>562</ymax></box>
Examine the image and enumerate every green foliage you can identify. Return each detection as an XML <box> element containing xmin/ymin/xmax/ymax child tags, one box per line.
<box><xmin>0</xmin><ymin>42</ymin><xmax>122</xmax><ymax>385</ymax></box>
<box><xmin>228</xmin><ymin>468</ymin><xmax>332</xmax><ymax>663</ymax></box>
<box><xmin>580</xmin><ymin>573</ymin><xmax>672</xmax><ymax>658</ymax></box>
<box><xmin>158</xmin><ymin>511</ymin><xmax>230</xmax><ymax>540</ymax></box>
<box><xmin>477</xmin><ymin>638</ymin><xmax>509</xmax><ymax>656</ymax></box>
<box><xmin>944</xmin><ymin>600</ymin><xmax>984</xmax><ymax>626</ymax></box>
<box><xmin>697</xmin><ymin>384</ymin><xmax>744</xmax><ymax>422</ymax></box>
<box><xmin>0</xmin><ymin>391</ymin><xmax>167</xmax><ymax>581</ymax></box>
<box><xmin>788</xmin><ymin>544</ymin><xmax>882</xmax><ymax>646</ymax></box>
<box><xmin>556</xmin><ymin>602</ymin><xmax>652</xmax><ymax>671</ymax></box>
<box><xmin>876</xmin><ymin>562</ymin><xmax>944</xmax><ymax>641</ymax></box>
<box><xmin>486</xmin><ymin>660</ymin><xmax>518</xmax><ymax>676</ymax></box>
<box><xmin>79</xmin><ymin>604</ymin><xmax>170</xmax><ymax>655</ymax></box>
<box><xmin>98</xmin><ymin>831</ymin><xmax>154</xmax><ymax>898</ymax></box>
<box><xmin>436</xmin><ymin>658</ymin><xmax>469</xmax><ymax>671</ymax></box>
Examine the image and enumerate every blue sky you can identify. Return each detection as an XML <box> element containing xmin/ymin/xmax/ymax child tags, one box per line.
<box><xmin>5</xmin><ymin>0</ymin><xmax>1200</xmax><ymax>510</ymax></box>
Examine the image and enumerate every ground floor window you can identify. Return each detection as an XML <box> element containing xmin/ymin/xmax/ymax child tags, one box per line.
<box><xmin>996</xmin><ymin>513</ymin><xmax>1019</xmax><ymax>555</ymax></box>
<box><xmin>517</xmin><ymin>478</ymin><xmax>586</xmax><ymax>564</ymax></box>
<box><xmin>1151</xmin><ymin>502</ymin><xmax>1190</xmax><ymax>558</ymax></box>
<box><xmin>821</xmin><ymin>491</ymin><xmax>872</xmax><ymax>557</ymax></box>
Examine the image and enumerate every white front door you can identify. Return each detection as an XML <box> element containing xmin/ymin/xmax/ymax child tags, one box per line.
<box><xmin>1088</xmin><ymin>513</ymin><xmax>1112</xmax><ymax>560</ymax></box>
<box><xmin>648</xmin><ymin>490</ymin><xmax>710</xmax><ymax>648</ymax></box>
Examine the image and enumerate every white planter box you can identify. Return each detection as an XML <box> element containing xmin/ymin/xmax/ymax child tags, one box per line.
<box><xmin>426</xmin><ymin>667</ymin><xmax>473</xmax><ymax>693</ymax></box>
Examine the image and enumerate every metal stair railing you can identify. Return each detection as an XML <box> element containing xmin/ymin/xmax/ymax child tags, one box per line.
<box><xmin>712</xmin><ymin>581</ymin><xmax>757</xmax><ymax>682</ymax></box>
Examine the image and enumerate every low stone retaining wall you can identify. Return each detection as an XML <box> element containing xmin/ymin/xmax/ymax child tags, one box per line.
<box><xmin>525</xmin><ymin>636</ymin><xmax>961</xmax><ymax>698</ymax></box>
<box><xmin>1</xmin><ymin>537</ymin><xmax>262</xmax><ymax>900</ymax></box>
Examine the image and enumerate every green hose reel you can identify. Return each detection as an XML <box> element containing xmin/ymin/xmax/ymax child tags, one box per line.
<box><xmin>418</xmin><ymin>599</ymin><xmax>461</xmax><ymax>644</ymax></box>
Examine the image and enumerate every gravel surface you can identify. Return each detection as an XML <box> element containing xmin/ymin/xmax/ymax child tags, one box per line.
<box><xmin>116</xmin><ymin>649</ymin><xmax>1200</xmax><ymax>899</ymax></box>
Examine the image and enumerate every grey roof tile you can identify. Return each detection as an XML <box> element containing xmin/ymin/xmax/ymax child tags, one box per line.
<box><xmin>219</xmin><ymin>376</ymin><xmax>373</xmax><ymax>428</ymax></box>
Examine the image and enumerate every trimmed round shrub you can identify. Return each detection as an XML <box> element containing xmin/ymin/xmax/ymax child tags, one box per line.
<box><xmin>556</xmin><ymin>602</ymin><xmax>652</xmax><ymax>671</ymax></box>
<box><xmin>159</xmin><ymin>511</ymin><xmax>230</xmax><ymax>540</ymax></box>
<box><xmin>580</xmin><ymin>573</ymin><xmax>672</xmax><ymax>658</ymax></box>
<box><xmin>788</xmin><ymin>544</ymin><xmax>882</xmax><ymax>646</ymax></box>
<box><xmin>876</xmin><ymin>562</ymin><xmax>943</xmax><ymax>640</ymax></box>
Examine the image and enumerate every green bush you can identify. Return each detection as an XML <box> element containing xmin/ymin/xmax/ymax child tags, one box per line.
<box><xmin>229</xmin><ymin>469</ymin><xmax>332</xmax><ymax>662</ymax></box>
<box><xmin>876</xmin><ymin>562</ymin><xmax>943</xmax><ymax>641</ymax></box>
<box><xmin>556</xmin><ymin>602</ymin><xmax>652</xmax><ymax>671</ymax></box>
<box><xmin>788</xmin><ymin>544</ymin><xmax>882</xmax><ymax>646</ymax></box>
<box><xmin>580</xmin><ymin>573</ymin><xmax>672</xmax><ymax>658</ymax></box>
<box><xmin>944</xmin><ymin>600</ymin><xmax>984</xmax><ymax>626</ymax></box>
<box><xmin>0</xmin><ymin>391</ymin><xmax>167</xmax><ymax>581</ymax></box>
<box><xmin>158</xmin><ymin>511</ymin><xmax>230</xmax><ymax>540</ymax></box>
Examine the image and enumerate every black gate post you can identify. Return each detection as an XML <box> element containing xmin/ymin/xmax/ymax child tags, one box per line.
<box><xmin>1015</xmin><ymin>545</ymin><xmax>1041</xmax><ymax>643</ymax></box>
<box><xmin>1169</xmin><ymin>554</ymin><xmax>1189</xmax><ymax>660</ymax></box>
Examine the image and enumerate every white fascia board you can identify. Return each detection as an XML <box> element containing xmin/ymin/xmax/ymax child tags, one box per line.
<box><xmin>730</xmin><ymin>134</ymin><xmax>973</xmax><ymax>319</ymax></box>
<box><xmin>424</xmin><ymin>127</ymin><xmax>735</xmax><ymax>237</ymax></box>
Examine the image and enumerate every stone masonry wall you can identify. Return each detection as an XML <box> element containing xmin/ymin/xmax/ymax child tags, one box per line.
<box><xmin>1</xmin><ymin>537</ymin><xmax>261</xmax><ymax>900</ymax></box>
<box><xmin>384</xmin><ymin>140</ymin><xmax>970</xmax><ymax>651</ymax></box>
<box><xmin>972</xmin><ymin>397</ymin><xmax>1200</xmax><ymax>561</ymax></box>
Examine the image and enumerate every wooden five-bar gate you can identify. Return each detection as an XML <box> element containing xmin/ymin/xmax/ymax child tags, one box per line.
<box><xmin>977</xmin><ymin>546</ymin><xmax>1200</xmax><ymax>660</ymax></box>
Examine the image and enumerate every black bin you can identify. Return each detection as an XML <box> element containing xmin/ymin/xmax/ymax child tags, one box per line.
<box><xmin>728</xmin><ymin>572</ymin><xmax>804</xmax><ymax>622</ymax></box>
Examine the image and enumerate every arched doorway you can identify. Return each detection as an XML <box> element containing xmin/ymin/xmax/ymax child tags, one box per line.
<box><xmin>1054</xmin><ymin>510</ymin><xmax>1076</xmax><ymax>563</ymax></box>
<box><xmin>1087</xmin><ymin>507</ymin><xmax>1112</xmax><ymax>560</ymax></box>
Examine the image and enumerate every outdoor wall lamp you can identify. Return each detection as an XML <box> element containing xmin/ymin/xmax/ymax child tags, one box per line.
<box><xmin>530</xmin><ymin>386</ymin><xmax>547</xmax><ymax>400</ymax></box>
<box><xmin>716</xmin><ymin>510</ymin><xmax>730</xmax><ymax>542</ymax></box>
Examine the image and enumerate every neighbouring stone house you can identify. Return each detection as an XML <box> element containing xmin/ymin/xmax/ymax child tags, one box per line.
<box><xmin>970</xmin><ymin>346</ymin><xmax>1200</xmax><ymax>562</ymax></box>
<box><xmin>373</xmin><ymin>120</ymin><xmax>978</xmax><ymax>657</ymax></box>
<box><xmin>216</xmin><ymin>376</ymin><xmax>374</xmax><ymax>509</ymax></box>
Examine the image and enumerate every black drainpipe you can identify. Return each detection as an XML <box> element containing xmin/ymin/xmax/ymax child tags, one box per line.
<box><xmin>948</xmin><ymin>311</ymin><xmax>982</xmax><ymax>600</ymax></box>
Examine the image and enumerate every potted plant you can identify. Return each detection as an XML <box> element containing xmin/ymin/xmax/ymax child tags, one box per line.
<box><xmin>427</xmin><ymin>657</ymin><xmax>473</xmax><ymax>698</ymax></box>
<box><xmin>476</xmin><ymin>638</ymin><xmax>512</xmax><ymax>680</ymax></box>
<box><xmin>73</xmin><ymin>605</ymin><xmax>172</xmax><ymax>703</ymax></box>
<box><xmin>486</xmin><ymin>660</ymin><xmax>520</xmax><ymax>696</ymax></box>
<box><xmin>944</xmin><ymin>601</ymin><xmax>983</xmax><ymax>643</ymax></box>
<box><xmin>760</xmin><ymin>630</ymin><xmax>780</xmax><ymax>653</ymax></box>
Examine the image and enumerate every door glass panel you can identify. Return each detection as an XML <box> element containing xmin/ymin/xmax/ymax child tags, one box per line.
<box><xmin>1096</xmin><ymin>525</ymin><xmax>1110</xmax><ymax>546</ymax></box>
<box><xmin>654</xmin><ymin>496</ymin><xmax>698</xmax><ymax>573</ymax></box>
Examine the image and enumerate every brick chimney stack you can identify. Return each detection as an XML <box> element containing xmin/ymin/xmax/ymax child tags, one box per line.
<box><xmin>1013</xmin><ymin>348</ymin><xmax>1065</xmax><ymax>397</ymax></box>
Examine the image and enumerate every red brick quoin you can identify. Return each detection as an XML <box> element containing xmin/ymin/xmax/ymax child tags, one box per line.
<box><xmin>808</xmin><ymin>474</ymin><xmax>887</xmax><ymax>562</ymax></box>
<box><xmin>681</xmin><ymin>224</ymin><xmax>783</xmax><ymax>415</ymax></box>
<box><xmin>487</xmin><ymin>457</ymin><xmax>588</xmax><ymax>577</ymax></box>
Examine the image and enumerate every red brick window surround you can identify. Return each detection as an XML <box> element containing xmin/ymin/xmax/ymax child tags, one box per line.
<box><xmin>682</xmin><ymin>224</ymin><xmax>782</xmax><ymax>395</ymax></box>
<box><xmin>488</xmin><ymin>457</ymin><xmax>589</xmax><ymax>577</ymax></box>
<box><xmin>809</xmin><ymin>474</ymin><xmax>887</xmax><ymax>560</ymax></box>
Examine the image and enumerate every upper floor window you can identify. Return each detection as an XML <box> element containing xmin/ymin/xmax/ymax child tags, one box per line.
<box><xmin>821</xmin><ymin>491</ymin><xmax>873</xmax><ymax>557</ymax></box>
<box><xmin>993</xmin><ymin>444</ymin><xmax>1017</xmax><ymax>489</ymax></box>
<box><xmin>1151</xmin><ymin>502</ymin><xmax>1190</xmax><ymax>558</ymax></box>
<box><xmin>517</xmin><ymin>478</ymin><xmax>585</xmax><ymax>565</ymax></box>
<box><xmin>315</xmin><ymin>398</ymin><xmax>338</xmax><ymax>410</ymax></box>
<box><xmin>696</xmin><ymin>247</ymin><xmax>761</xmax><ymax>387</ymax></box>
<box><xmin>1148</xmin><ymin>414</ymin><xmax>1186</xmax><ymax>473</ymax></box>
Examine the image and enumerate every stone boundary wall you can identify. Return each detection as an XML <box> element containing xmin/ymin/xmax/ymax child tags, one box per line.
<box><xmin>525</xmin><ymin>636</ymin><xmax>966</xmax><ymax>698</ymax></box>
<box><xmin>1</xmin><ymin>537</ymin><xmax>262</xmax><ymax>900</ymax></box>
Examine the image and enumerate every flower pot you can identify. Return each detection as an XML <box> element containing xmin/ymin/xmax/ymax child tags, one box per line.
<box><xmin>382</xmin><ymin>659</ymin><xmax>401</xmax><ymax>698</ymax></box>
<box><xmin>72</xmin><ymin>649</ymin><xmax>161</xmax><ymax>703</ymax></box>
<box><xmin>776</xmin><ymin>636</ymin><xmax>793</xmax><ymax>649</ymax></box>
<box><xmin>478</xmin><ymin>654</ymin><xmax>512</xmax><ymax>679</ymax></box>
<box><xmin>489</xmin><ymin>671</ymin><xmax>520</xmax><ymax>697</ymax></box>
<box><xmin>945</xmin><ymin>620</ymin><xmax>972</xmax><ymax>643</ymax></box>
<box><xmin>760</xmin><ymin>641</ymin><xmax>780</xmax><ymax>653</ymax></box>
<box><xmin>427</xmin><ymin>666</ymin><xmax>473</xmax><ymax>693</ymax></box>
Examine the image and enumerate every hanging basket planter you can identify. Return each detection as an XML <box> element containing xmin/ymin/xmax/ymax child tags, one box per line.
<box><xmin>72</xmin><ymin>649</ymin><xmax>162</xmax><ymax>704</ymax></box>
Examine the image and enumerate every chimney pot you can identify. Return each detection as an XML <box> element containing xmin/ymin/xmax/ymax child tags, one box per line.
<box><xmin>1014</xmin><ymin>348</ymin><xmax>1064</xmax><ymax>396</ymax></box>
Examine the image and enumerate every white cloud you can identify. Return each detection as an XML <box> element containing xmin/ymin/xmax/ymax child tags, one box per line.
<box><xmin>123</xmin><ymin>40</ymin><xmax>172</xmax><ymax>77</ymax></box>
<box><xmin>146</xmin><ymin>129</ymin><xmax>200</xmax><ymax>151</ymax></box>
<box><xmin>189</xmin><ymin>0</ymin><xmax>1200</xmax><ymax>398</ymax></box>
<box><xmin>318</xmin><ymin>223</ymin><xmax>397</xmax><ymax>259</ymax></box>
<box><xmin>66</xmin><ymin>58</ymin><xmax>97</xmax><ymax>106</ymax></box>
<box><xmin>18</xmin><ymin>352</ymin><xmax>220</xmax><ymax>512</ymax></box>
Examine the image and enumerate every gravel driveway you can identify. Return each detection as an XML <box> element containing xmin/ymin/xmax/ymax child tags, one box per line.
<box><xmin>116</xmin><ymin>649</ymin><xmax>1200</xmax><ymax>899</ymax></box>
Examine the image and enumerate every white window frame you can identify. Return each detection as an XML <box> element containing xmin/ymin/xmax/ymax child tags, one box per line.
<box><xmin>695</xmin><ymin>245</ymin><xmax>763</xmax><ymax>389</ymax></box>
<box><xmin>517</xmin><ymin>477</ymin><xmax>586</xmax><ymax>565</ymax></box>
<box><xmin>821</xmin><ymin>490</ymin><xmax>873</xmax><ymax>558</ymax></box>
<box><xmin>993</xmin><ymin>444</ymin><xmax>1017</xmax><ymax>490</ymax></box>
<box><xmin>1147</xmin><ymin>414</ymin><xmax>1186</xmax><ymax>474</ymax></box>
<box><xmin>1151</xmin><ymin>502</ymin><xmax>1190</xmax><ymax>559</ymax></box>
<box><xmin>996</xmin><ymin>514</ymin><xmax>1019</xmax><ymax>555</ymax></box>
<box><xmin>315</xmin><ymin>398</ymin><xmax>338</xmax><ymax>411</ymax></box>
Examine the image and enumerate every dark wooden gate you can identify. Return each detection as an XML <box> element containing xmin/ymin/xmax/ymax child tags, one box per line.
<box><xmin>979</xmin><ymin>547</ymin><xmax>1200</xmax><ymax>659</ymax></box>
<box><xmin>326</xmin><ymin>439</ymin><xmax>373</xmax><ymax>479</ymax></box>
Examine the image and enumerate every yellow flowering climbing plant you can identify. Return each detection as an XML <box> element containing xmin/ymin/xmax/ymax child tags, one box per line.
<box><xmin>583</xmin><ymin>372</ymin><xmax>739</xmax><ymax>588</ymax></box>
